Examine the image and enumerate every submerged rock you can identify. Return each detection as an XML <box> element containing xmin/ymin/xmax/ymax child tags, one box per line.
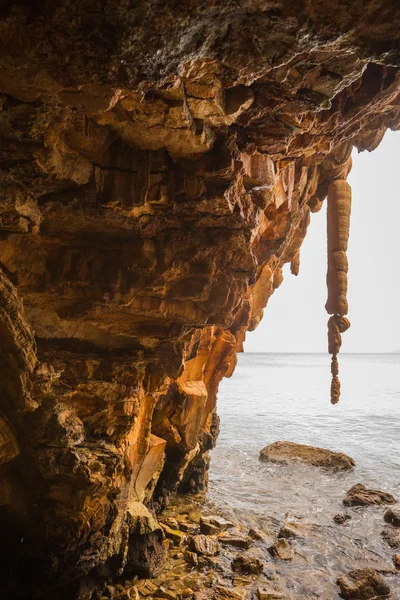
<box><xmin>231</xmin><ymin>551</ymin><xmax>264</xmax><ymax>574</ymax></box>
<box><xmin>218</xmin><ymin>531</ymin><xmax>253</xmax><ymax>549</ymax></box>
<box><xmin>336</xmin><ymin>568</ymin><xmax>391</xmax><ymax>599</ymax></box>
<box><xmin>259</xmin><ymin>441</ymin><xmax>355</xmax><ymax>471</ymax></box>
<box><xmin>343</xmin><ymin>484</ymin><xmax>396</xmax><ymax>507</ymax></box>
<box><xmin>381</xmin><ymin>526</ymin><xmax>400</xmax><ymax>549</ymax></box>
<box><xmin>384</xmin><ymin>508</ymin><xmax>400</xmax><ymax>527</ymax></box>
<box><xmin>393</xmin><ymin>554</ymin><xmax>400</xmax><ymax>569</ymax></box>
<box><xmin>334</xmin><ymin>513</ymin><xmax>352</xmax><ymax>525</ymax></box>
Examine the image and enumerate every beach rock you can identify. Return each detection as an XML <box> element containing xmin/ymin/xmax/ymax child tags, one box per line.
<box><xmin>200</xmin><ymin>515</ymin><xmax>234</xmax><ymax>535</ymax></box>
<box><xmin>384</xmin><ymin>508</ymin><xmax>400</xmax><ymax>527</ymax></box>
<box><xmin>336</xmin><ymin>568</ymin><xmax>391</xmax><ymax>599</ymax></box>
<box><xmin>393</xmin><ymin>554</ymin><xmax>400</xmax><ymax>569</ymax></box>
<box><xmin>248</xmin><ymin>528</ymin><xmax>264</xmax><ymax>541</ymax></box>
<box><xmin>259</xmin><ymin>441</ymin><xmax>354</xmax><ymax>471</ymax></box>
<box><xmin>231</xmin><ymin>551</ymin><xmax>264</xmax><ymax>575</ymax></box>
<box><xmin>278</xmin><ymin>520</ymin><xmax>314</xmax><ymax>539</ymax></box>
<box><xmin>161</xmin><ymin>524</ymin><xmax>186</xmax><ymax>546</ymax></box>
<box><xmin>189</xmin><ymin>535</ymin><xmax>220</xmax><ymax>556</ymax></box>
<box><xmin>343</xmin><ymin>484</ymin><xmax>396</xmax><ymax>507</ymax></box>
<box><xmin>184</xmin><ymin>550</ymin><xmax>199</xmax><ymax>566</ymax></box>
<box><xmin>381</xmin><ymin>527</ymin><xmax>400</xmax><ymax>549</ymax></box>
<box><xmin>218</xmin><ymin>532</ymin><xmax>253</xmax><ymax>549</ymax></box>
<box><xmin>334</xmin><ymin>513</ymin><xmax>352</xmax><ymax>525</ymax></box>
<box><xmin>257</xmin><ymin>589</ymin><xmax>285</xmax><ymax>600</ymax></box>
<box><xmin>267</xmin><ymin>539</ymin><xmax>294</xmax><ymax>561</ymax></box>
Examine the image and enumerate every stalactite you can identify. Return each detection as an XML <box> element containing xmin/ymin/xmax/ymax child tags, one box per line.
<box><xmin>326</xmin><ymin>180</ymin><xmax>352</xmax><ymax>404</ymax></box>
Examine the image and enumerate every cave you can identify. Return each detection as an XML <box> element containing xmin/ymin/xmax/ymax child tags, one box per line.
<box><xmin>0</xmin><ymin>1</ymin><xmax>399</xmax><ymax>598</ymax></box>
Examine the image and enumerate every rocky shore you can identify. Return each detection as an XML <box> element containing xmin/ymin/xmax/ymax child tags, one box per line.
<box><xmin>84</xmin><ymin>476</ymin><xmax>399</xmax><ymax>600</ymax></box>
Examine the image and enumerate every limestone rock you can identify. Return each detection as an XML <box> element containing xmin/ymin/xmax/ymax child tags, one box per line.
<box><xmin>384</xmin><ymin>508</ymin><xmax>400</xmax><ymax>527</ymax></box>
<box><xmin>259</xmin><ymin>441</ymin><xmax>354</xmax><ymax>471</ymax></box>
<box><xmin>231</xmin><ymin>551</ymin><xmax>264</xmax><ymax>575</ymax></box>
<box><xmin>336</xmin><ymin>568</ymin><xmax>391</xmax><ymax>599</ymax></box>
<box><xmin>0</xmin><ymin>1</ymin><xmax>399</xmax><ymax>596</ymax></box>
<box><xmin>189</xmin><ymin>534</ymin><xmax>221</xmax><ymax>556</ymax></box>
<box><xmin>343</xmin><ymin>484</ymin><xmax>397</xmax><ymax>507</ymax></box>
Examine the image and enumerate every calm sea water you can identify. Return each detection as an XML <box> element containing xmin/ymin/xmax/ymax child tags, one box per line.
<box><xmin>208</xmin><ymin>353</ymin><xmax>400</xmax><ymax>598</ymax></box>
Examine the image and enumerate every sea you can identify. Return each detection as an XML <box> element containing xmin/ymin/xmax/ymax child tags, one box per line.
<box><xmin>207</xmin><ymin>353</ymin><xmax>400</xmax><ymax>599</ymax></box>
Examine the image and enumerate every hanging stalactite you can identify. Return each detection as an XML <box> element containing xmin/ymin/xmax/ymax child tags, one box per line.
<box><xmin>326</xmin><ymin>179</ymin><xmax>352</xmax><ymax>404</ymax></box>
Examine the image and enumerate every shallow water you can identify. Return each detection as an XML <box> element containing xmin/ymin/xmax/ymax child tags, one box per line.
<box><xmin>208</xmin><ymin>353</ymin><xmax>400</xmax><ymax>598</ymax></box>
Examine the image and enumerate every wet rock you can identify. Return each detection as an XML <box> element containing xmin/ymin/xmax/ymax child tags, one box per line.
<box><xmin>184</xmin><ymin>550</ymin><xmax>199</xmax><ymax>566</ymax></box>
<box><xmin>343</xmin><ymin>484</ymin><xmax>396</xmax><ymax>507</ymax></box>
<box><xmin>161</xmin><ymin>523</ymin><xmax>186</xmax><ymax>546</ymax></box>
<box><xmin>336</xmin><ymin>568</ymin><xmax>391</xmax><ymax>599</ymax></box>
<box><xmin>194</xmin><ymin>587</ymin><xmax>247</xmax><ymax>600</ymax></box>
<box><xmin>259</xmin><ymin>441</ymin><xmax>355</xmax><ymax>471</ymax></box>
<box><xmin>267</xmin><ymin>539</ymin><xmax>294</xmax><ymax>561</ymax></box>
<box><xmin>278</xmin><ymin>520</ymin><xmax>314</xmax><ymax>539</ymax></box>
<box><xmin>257</xmin><ymin>589</ymin><xmax>285</xmax><ymax>600</ymax></box>
<box><xmin>384</xmin><ymin>508</ymin><xmax>400</xmax><ymax>527</ymax></box>
<box><xmin>200</xmin><ymin>515</ymin><xmax>234</xmax><ymax>535</ymax></box>
<box><xmin>381</xmin><ymin>526</ymin><xmax>400</xmax><ymax>549</ymax></box>
<box><xmin>189</xmin><ymin>534</ymin><xmax>220</xmax><ymax>556</ymax></box>
<box><xmin>232</xmin><ymin>551</ymin><xmax>264</xmax><ymax>574</ymax></box>
<box><xmin>248</xmin><ymin>528</ymin><xmax>264</xmax><ymax>541</ymax></box>
<box><xmin>218</xmin><ymin>532</ymin><xmax>253</xmax><ymax>549</ymax></box>
<box><xmin>393</xmin><ymin>554</ymin><xmax>400</xmax><ymax>569</ymax></box>
<box><xmin>155</xmin><ymin>587</ymin><xmax>178</xmax><ymax>599</ymax></box>
<box><xmin>334</xmin><ymin>513</ymin><xmax>352</xmax><ymax>525</ymax></box>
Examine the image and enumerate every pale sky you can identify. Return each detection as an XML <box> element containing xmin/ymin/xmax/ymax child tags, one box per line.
<box><xmin>245</xmin><ymin>130</ymin><xmax>400</xmax><ymax>353</ymax></box>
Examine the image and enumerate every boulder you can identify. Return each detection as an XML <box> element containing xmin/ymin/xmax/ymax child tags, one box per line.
<box><xmin>343</xmin><ymin>484</ymin><xmax>396</xmax><ymax>507</ymax></box>
<box><xmin>189</xmin><ymin>534</ymin><xmax>220</xmax><ymax>556</ymax></box>
<box><xmin>384</xmin><ymin>508</ymin><xmax>400</xmax><ymax>527</ymax></box>
<box><xmin>259</xmin><ymin>441</ymin><xmax>354</xmax><ymax>471</ymax></box>
<box><xmin>336</xmin><ymin>568</ymin><xmax>391</xmax><ymax>599</ymax></box>
<box><xmin>231</xmin><ymin>551</ymin><xmax>264</xmax><ymax>575</ymax></box>
<box><xmin>267</xmin><ymin>539</ymin><xmax>294</xmax><ymax>561</ymax></box>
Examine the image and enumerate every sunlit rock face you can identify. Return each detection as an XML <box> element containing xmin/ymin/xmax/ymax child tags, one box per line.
<box><xmin>0</xmin><ymin>1</ymin><xmax>399</xmax><ymax>596</ymax></box>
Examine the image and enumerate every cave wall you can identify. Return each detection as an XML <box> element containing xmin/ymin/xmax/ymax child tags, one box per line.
<box><xmin>0</xmin><ymin>1</ymin><xmax>400</xmax><ymax>596</ymax></box>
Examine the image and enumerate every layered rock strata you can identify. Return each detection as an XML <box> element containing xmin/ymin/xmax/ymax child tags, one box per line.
<box><xmin>0</xmin><ymin>1</ymin><xmax>400</xmax><ymax>597</ymax></box>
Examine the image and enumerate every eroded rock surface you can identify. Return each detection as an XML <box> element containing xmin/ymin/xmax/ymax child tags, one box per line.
<box><xmin>0</xmin><ymin>1</ymin><xmax>400</xmax><ymax>596</ymax></box>
<box><xmin>259</xmin><ymin>441</ymin><xmax>355</xmax><ymax>470</ymax></box>
<box><xmin>336</xmin><ymin>568</ymin><xmax>391</xmax><ymax>599</ymax></box>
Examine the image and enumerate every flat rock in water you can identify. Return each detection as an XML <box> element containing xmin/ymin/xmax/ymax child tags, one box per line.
<box><xmin>257</xmin><ymin>589</ymin><xmax>286</xmax><ymax>600</ymax></box>
<box><xmin>336</xmin><ymin>568</ymin><xmax>391</xmax><ymax>599</ymax></box>
<box><xmin>259</xmin><ymin>441</ymin><xmax>354</xmax><ymax>471</ymax></box>
<box><xmin>343</xmin><ymin>484</ymin><xmax>396</xmax><ymax>507</ymax></box>
<box><xmin>384</xmin><ymin>508</ymin><xmax>400</xmax><ymax>527</ymax></box>
<box><xmin>218</xmin><ymin>531</ymin><xmax>253</xmax><ymax>549</ymax></box>
<box><xmin>189</xmin><ymin>534</ymin><xmax>220</xmax><ymax>556</ymax></box>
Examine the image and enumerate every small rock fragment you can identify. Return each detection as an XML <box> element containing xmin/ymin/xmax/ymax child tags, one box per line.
<box><xmin>218</xmin><ymin>532</ymin><xmax>253</xmax><ymax>549</ymax></box>
<box><xmin>200</xmin><ymin>515</ymin><xmax>234</xmax><ymax>535</ymax></box>
<box><xmin>336</xmin><ymin>568</ymin><xmax>391</xmax><ymax>599</ymax></box>
<box><xmin>257</xmin><ymin>588</ymin><xmax>285</xmax><ymax>600</ymax></box>
<box><xmin>384</xmin><ymin>508</ymin><xmax>400</xmax><ymax>527</ymax></box>
<box><xmin>189</xmin><ymin>534</ymin><xmax>220</xmax><ymax>556</ymax></box>
<box><xmin>343</xmin><ymin>484</ymin><xmax>396</xmax><ymax>507</ymax></box>
<box><xmin>381</xmin><ymin>526</ymin><xmax>400</xmax><ymax>549</ymax></box>
<box><xmin>393</xmin><ymin>554</ymin><xmax>400</xmax><ymax>569</ymax></box>
<box><xmin>161</xmin><ymin>523</ymin><xmax>186</xmax><ymax>546</ymax></box>
<box><xmin>267</xmin><ymin>539</ymin><xmax>294</xmax><ymax>561</ymax></box>
<box><xmin>334</xmin><ymin>513</ymin><xmax>352</xmax><ymax>525</ymax></box>
<box><xmin>232</xmin><ymin>551</ymin><xmax>264</xmax><ymax>575</ymax></box>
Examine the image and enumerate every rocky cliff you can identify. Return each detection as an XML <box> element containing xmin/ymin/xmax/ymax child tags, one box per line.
<box><xmin>0</xmin><ymin>1</ymin><xmax>399</xmax><ymax>597</ymax></box>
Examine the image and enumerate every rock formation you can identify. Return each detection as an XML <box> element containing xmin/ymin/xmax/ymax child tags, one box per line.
<box><xmin>0</xmin><ymin>1</ymin><xmax>399</xmax><ymax>597</ymax></box>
